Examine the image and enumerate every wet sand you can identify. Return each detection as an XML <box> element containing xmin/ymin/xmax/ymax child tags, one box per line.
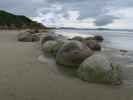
<box><xmin>0</xmin><ymin>30</ymin><xmax>133</xmax><ymax>100</ymax></box>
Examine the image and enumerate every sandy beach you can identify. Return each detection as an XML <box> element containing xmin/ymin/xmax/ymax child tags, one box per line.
<box><xmin>0</xmin><ymin>30</ymin><xmax>133</xmax><ymax>100</ymax></box>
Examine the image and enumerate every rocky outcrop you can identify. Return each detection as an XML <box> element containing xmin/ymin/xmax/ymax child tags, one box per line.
<box><xmin>40</xmin><ymin>33</ymin><xmax>123</xmax><ymax>85</ymax></box>
<box><xmin>71</xmin><ymin>36</ymin><xmax>102</xmax><ymax>51</ymax></box>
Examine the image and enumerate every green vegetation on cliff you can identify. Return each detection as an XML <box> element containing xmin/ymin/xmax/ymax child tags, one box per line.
<box><xmin>0</xmin><ymin>10</ymin><xmax>46</xmax><ymax>29</ymax></box>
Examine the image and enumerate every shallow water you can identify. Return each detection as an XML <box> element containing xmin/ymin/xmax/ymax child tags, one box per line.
<box><xmin>55</xmin><ymin>29</ymin><xmax>133</xmax><ymax>63</ymax></box>
<box><xmin>55</xmin><ymin>29</ymin><xmax>133</xmax><ymax>51</ymax></box>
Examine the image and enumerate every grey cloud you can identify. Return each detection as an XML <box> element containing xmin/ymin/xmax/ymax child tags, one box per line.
<box><xmin>0</xmin><ymin>0</ymin><xmax>110</xmax><ymax>18</ymax></box>
<box><xmin>46</xmin><ymin>0</ymin><xmax>86</xmax><ymax>3</ymax></box>
<box><xmin>94</xmin><ymin>15</ymin><xmax>119</xmax><ymax>26</ymax></box>
<box><xmin>0</xmin><ymin>0</ymin><xmax>132</xmax><ymax>27</ymax></box>
<box><xmin>108</xmin><ymin>0</ymin><xmax>133</xmax><ymax>8</ymax></box>
<box><xmin>0</xmin><ymin>0</ymin><xmax>45</xmax><ymax>17</ymax></box>
<box><xmin>41</xmin><ymin>0</ymin><xmax>110</xmax><ymax>19</ymax></box>
<box><xmin>69</xmin><ymin>0</ymin><xmax>109</xmax><ymax>19</ymax></box>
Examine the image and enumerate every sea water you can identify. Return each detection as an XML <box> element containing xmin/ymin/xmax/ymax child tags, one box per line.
<box><xmin>55</xmin><ymin>29</ymin><xmax>133</xmax><ymax>51</ymax></box>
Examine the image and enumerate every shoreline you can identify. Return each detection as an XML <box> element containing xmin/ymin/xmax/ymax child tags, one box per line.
<box><xmin>0</xmin><ymin>30</ymin><xmax>133</xmax><ymax>100</ymax></box>
<box><xmin>55</xmin><ymin>29</ymin><xmax>133</xmax><ymax>51</ymax></box>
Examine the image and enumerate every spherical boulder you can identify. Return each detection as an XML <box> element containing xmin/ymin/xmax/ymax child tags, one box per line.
<box><xmin>42</xmin><ymin>40</ymin><xmax>64</xmax><ymax>57</ymax></box>
<box><xmin>41</xmin><ymin>34</ymin><xmax>57</xmax><ymax>44</ymax></box>
<box><xmin>56</xmin><ymin>41</ymin><xmax>93</xmax><ymax>67</ymax></box>
<box><xmin>17</xmin><ymin>31</ymin><xmax>40</xmax><ymax>42</ymax></box>
<box><xmin>71</xmin><ymin>36</ymin><xmax>83</xmax><ymax>41</ymax></box>
<box><xmin>85</xmin><ymin>37</ymin><xmax>96</xmax><ymax>41</ymax></box>
<box><xmin>32</xmin><ymin>34</ymin><xmax>40</xmax><ymax>41</ymax></box>
<box><xmin>77</xmin><ymin>54</ymin><xmax>122</xmax><ymax>85</ymax></box>
<box><xmin>82</xmin><ymin>39</ymin><xmax>101</xmax><ymax>51</ymax></box>
<box><xmin>27</xmin><ymin>29</ymin><xmax>39</xmax><ymax>34</ymax></box>
<box><xmin>94</xmin><ymin>35</ymin><xmax>104</xmax><ymax>42</ymax></box>
<box><xmin>41</xmin><ymin>33</ymin><xmax>68</xmax><ymax>45</ymax></box>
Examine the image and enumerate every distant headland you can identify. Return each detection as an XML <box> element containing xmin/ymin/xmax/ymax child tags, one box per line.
<box><xmin>47</xmin><ymin>27</ymin><xmax>133</xmax><ymax>32</ymax></box>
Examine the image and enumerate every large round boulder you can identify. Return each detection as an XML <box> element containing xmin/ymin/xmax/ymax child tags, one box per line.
<box><xmin>94</xmin><ymin>35</ymin><xmax>104</xmax><ymax>42</ymax></box>
<box><xmin>56</xmin><ymin>41</ymin><xmax>93</xmax><ymax>67</ymax></box>
<box><xmin>17</xmin><ymin>31</ymin><xmax>40</xmax><ymax>42</ymax></box>
<box><xmin>27</xmin><ymin>29</ymin><xmax>39</xmax><ymax>34</ymax></box>
<box><xmin>41</xmin><ymin>33</ymin><xmax>67</xmax><ymax>45</ymax></box>
<box><xmin>71</xmin><ymin>36</ymin><xmax>83</xmax><ymax>41</ymax></box>
<box><xmin>32</xmin><ymin>34</ymin><xmax>40</xmax><ymax>41</ymax></box>
<box><xmin>82</xmin><ymin>39</ymin><xmax>101</xmax><ymax>51</ymax></box>
<box><xmin>42</xmin><ymin>40</ymin><xmax>64</xmax><ymax>57</ymax></box>
<box><xmin>41</xmin><ymin>34</ymin><xmax>57</xmax><ymax>44</ymax></box>
<box><xmin>77</xmin><ymin>54</ymin><xmax>122</xmax><ymax>85</ymax></box>
<box><xmin>85</xmin><ymin>37</ymin><xmax>96</xmax><ymax>41</ymax></box>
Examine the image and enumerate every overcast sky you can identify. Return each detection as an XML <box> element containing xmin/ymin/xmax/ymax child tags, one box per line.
<box><xmin>0</xmin><ymin>0</ymin><xmax>133</xmax><ymax>29</ymax></box>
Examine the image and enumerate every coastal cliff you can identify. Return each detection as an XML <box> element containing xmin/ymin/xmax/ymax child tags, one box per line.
<box><xmin>0</xmin><ymin>10</ymin><xmax>46</xmax><ymax>29</ymax></box>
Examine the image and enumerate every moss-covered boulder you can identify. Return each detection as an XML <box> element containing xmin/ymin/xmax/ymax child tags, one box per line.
<box><xmin>56</xmin><ymin>41</ymin><xmax>93</xmax><ymax>67</ymax></box>
<box><xmin>42</xmin><ymin>40</ymin><xmax>64</xmax><ymax>57</ymax></box>
<box><xmin>77</xmin><ymin>54</ymin><xmax>122</xmax><ymax>85</ymax></box>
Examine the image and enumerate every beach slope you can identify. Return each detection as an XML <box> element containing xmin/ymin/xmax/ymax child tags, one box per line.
<box><xmin>0</xmin><ymin>30</ymin><xmax>133</xmax><ymax>100</ymax></box>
